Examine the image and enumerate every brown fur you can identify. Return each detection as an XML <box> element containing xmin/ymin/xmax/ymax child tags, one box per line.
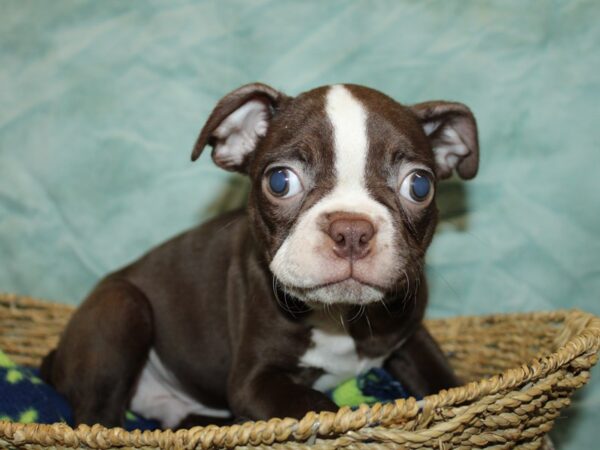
<box><xmin>41</xmin><ymin>82</ymin><xmax>479</xmax><ymax>427</ymax></box>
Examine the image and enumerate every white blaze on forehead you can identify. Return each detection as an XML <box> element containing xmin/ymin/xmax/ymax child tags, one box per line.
<box><xmin>326</xmin><ymin>85</ymin><xmax>369</xmax><ymax>189</ymax></box>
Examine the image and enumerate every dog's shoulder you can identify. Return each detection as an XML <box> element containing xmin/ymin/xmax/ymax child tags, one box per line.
<box><xmin>112</xmin><ymin>208</ymin><xmax>251</xmax><ymax>284</ymax></box>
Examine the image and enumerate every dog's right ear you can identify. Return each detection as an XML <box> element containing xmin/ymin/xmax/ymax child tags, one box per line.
<box><xmin>191</xmin><ymin>83</ymin><xmax>288</xmax><ymax>173</ymax></box>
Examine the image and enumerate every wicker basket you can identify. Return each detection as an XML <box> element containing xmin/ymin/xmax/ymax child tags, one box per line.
<box><xmin>0</xmin><ymin>293</ymin><xmax>598</xmax><ymax>450</ymax></box>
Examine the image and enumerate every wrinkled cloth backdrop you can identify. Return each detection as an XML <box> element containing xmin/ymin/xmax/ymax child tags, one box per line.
<box><xmin>1</xmin><ymin>1</ymin><xmax>599</xmax><ymax>447</ymax></box>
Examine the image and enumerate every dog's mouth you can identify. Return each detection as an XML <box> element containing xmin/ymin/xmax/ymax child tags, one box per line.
<box><xmin>281</xmin><ymin>277</ymin><xmax>386</xmax><ymax>305</ymax></box>
<box><xmin>299</xmin><ymin>276</ymin><xmax>385</xmax><ymax>292</ymax></box>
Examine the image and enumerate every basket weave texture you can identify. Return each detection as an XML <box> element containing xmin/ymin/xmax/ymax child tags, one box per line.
<box><xmin>0</xmin><ymin>293</ymin><xmax>598</xmax><ymax>450</ymax></box>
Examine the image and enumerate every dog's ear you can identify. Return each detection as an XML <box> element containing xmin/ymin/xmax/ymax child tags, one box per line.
<box><xmin>191</xmin><ymin>83</ymin><xmax>288</xmax><ymax>172</ymax></box>
<box><xmin>410</xmin><ymin>101</ymin><xmax>479</xmax><ymax>180</ymax></box>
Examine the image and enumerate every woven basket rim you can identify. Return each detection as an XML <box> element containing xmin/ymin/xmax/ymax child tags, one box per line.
<box><xmin>0</xmin><ymin>296</ymin><xmax>599</xmax><ymax>450</ymax></box>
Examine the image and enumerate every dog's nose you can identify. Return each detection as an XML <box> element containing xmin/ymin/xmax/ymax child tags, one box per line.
<box><xmin>328</xmin><ymin>218</ymin><xmax>375</xmax><ymax>260</ymax></box>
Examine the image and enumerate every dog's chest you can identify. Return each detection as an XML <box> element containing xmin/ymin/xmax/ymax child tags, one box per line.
<box><xmin>298</xmin><ymin>313</ymin><xmax>387</xmax><ymax>392</ymax></box>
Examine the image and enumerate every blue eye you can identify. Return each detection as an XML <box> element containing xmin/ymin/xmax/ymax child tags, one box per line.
<box><xmin>269</xmin><ymin>169</ymin><xmax>289</xmax><ymax>195</ymax></box>
<box><xmin>400</xmin><ymin>170</ymin><xmax>433</xmax><ymax>203</ymax></box>
<box><xmin>266</xmin><ymin>167</ymin><xmax>303</xmax><ymax>198</ymax></box>
<box><xmin>411</xmin><ymin>172</ymin><xmax>431</xmax><ymax>200</ymax></box>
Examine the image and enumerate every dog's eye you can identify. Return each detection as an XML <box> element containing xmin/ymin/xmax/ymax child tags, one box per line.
<box><xmin>266</xmin><ymin>168</ymin><xmax>303</xmax><ymax>198</ymax></box>
<box><xmin>400</xmin><ymin>170</ymin><xmax>433</xmax><ymax>203</ymax></box>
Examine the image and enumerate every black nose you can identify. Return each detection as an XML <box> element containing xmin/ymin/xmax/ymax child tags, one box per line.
<box><xmin>328</xmin><ymin>218</ymin><xmax>375</xmax><ymax>260</ymax></box>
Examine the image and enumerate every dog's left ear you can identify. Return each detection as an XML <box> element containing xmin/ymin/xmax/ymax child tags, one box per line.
<box><xmin>191</xmin><ymin>83</ymin><xmax>288</xmax><ymax>172</ymax></box>
<box><xmin>410</xmin><ymin>101</ymin><xmax>479</xmax><ymax>180</ymax></box>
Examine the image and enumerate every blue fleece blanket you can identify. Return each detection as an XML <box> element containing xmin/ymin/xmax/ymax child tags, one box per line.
<box><xmin>0</xmin><ymin>350</ymin><xmax>159</xmax><ymax>430</ymax></box>
<box><xmin>0</xmin><ymin>350</ymin><xmax>407</xmax><ymax>430</ymax></box>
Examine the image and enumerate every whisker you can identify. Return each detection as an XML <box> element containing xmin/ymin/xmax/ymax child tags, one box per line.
<box><xmin>348</xmin><ymin>305</ymin><xmax>365</xmax><ymax>323</ymax></box>
<box><xmin>272</xmin><ymin>275</ymin><xmax>296</xmax><ymax>316</ymax></box>
<box><xmin>282</xmin><ymin>285</ymin><xmax>291</xmax><ymax>314</ymax></box>
<box><xmin>413</xmin><ymin>272</ymin><xmax>421</xmax><ymax>311</ymax></box>
<box><xmin>403</xmin><ymin>212</ymin><xmax>419</xmax><ymax>238</ymax></box>
<box><xmin>364</xmin><ymin>311</ymin><xmax>374</xmax><ymax>339</ymax></box>
<box><xmin>413</xmin><ymin>262</ymin><xmax>424</xmax><ymax>309</ymax></box>
<box><xmin>401</xmin><ymin>269</ymin><xmax>411</xmax><ymax>312</ymax></box>
<box><xmin>378</xmin><ymin>297</ymin><xmax>392</xmax><ymax>317</ymax></box>
<box><xmin>284</xmin><ymin>284</ymin><xmax>312</xmax><ymax>316</ymax></box>
<box><xmin>325</xmin><ymin>303</ymin><xmax>335</xmax><ymax>322</ymax></box>
<box><xmin>339</xmin><ymin>308</ymin><xmax>347</xmax><ymax>331</ymax></box>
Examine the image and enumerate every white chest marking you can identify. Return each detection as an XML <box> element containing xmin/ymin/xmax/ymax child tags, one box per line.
<box><xmin>130</xmin><ymin>349</ymin><xmax>230</xmax><ymax>428</ymax></box>
<box><xmin>299</xmin><ymin>317</ymin><xmax>386</xmax><ymax>392</ymax></box>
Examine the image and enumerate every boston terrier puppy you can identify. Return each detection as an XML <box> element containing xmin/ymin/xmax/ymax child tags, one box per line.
<box><xmin>41</xmin><ymin>83</ymin><xmax>479</xmax><ymax>429</ymax></box>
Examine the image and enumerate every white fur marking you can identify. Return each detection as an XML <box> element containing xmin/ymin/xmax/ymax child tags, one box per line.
<box><xmin>130</xmin><ymin>350</ymin><xmax>230</xmax><ymax>428</ymax></box>
<box><xmin>299</xmin><ymin>314</ymin><xmax>386</xmax><ymax>391</ymax></box>
<box><xmin>326</xmin><ymin>85</ymin><xmax>369</xmax><ymax>189</ymax></box>
<box><xmin>270</xmin><ymin>85</ymin><xmax>399</xmax><ymax>303</ymax></box>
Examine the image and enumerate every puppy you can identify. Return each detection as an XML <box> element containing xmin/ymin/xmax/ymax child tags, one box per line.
<box><xmin>41</xmin><ymin>83</ymin><xmax>478</xmax><ymax>429</ymax></box>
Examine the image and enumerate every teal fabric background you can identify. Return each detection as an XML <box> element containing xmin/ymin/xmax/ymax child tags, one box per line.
<box><xmin>1</xmin><ymin>0</ymin><xmax>598</xmax><ymax>446</ymax></box>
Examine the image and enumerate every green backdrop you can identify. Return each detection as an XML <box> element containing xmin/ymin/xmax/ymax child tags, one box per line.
<box><xmin>1</xmin><ymin>1</ymin><xmax>598</xmax><ymax>447</ymax></box>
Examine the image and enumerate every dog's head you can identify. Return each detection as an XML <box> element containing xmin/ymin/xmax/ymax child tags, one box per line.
<box><xmin>192</xmin><ymin>83</ymin><xmax>478</xmax><ymax>305</ymax></box>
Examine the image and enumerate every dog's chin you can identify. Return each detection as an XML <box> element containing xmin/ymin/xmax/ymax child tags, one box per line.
<box><xmin>285</xmin><ymin>279</ymin><xmax>385</xmax><ymax>305</ymax></box>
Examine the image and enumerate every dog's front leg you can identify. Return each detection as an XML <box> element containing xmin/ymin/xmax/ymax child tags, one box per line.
<box><xmin>228</xmin><ymin>367</ymin><xmax>338</xmax><ymax>420</ymax></box>
<box><xmin>384</xmin><ymin>323</ymin><xmax>461</xmax><ymax>398</ymax></box>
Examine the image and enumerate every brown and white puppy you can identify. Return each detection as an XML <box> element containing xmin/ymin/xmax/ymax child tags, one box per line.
<box><xmin>41</xmin><ymin>83</ymin><xmax>478</xmax><ymax>429</ymax></box>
